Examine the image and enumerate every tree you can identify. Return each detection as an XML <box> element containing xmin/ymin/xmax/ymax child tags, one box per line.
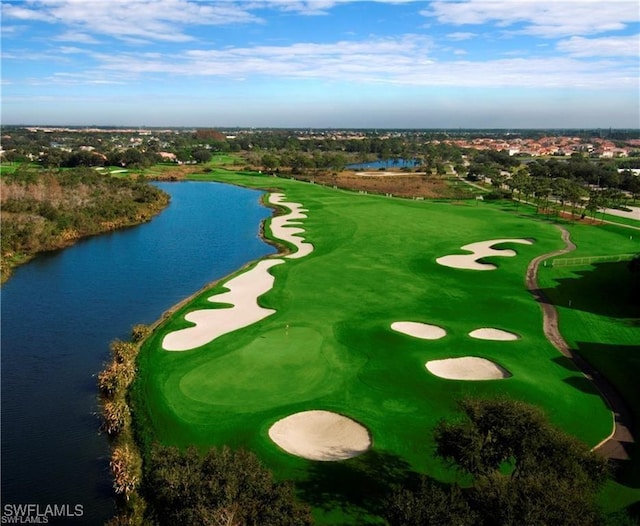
<box><xmin>552</xmin><ymin>177</ymin><xmax>572</xmax><ymax>218</ymax></box>
<box><xmin>532</xmin><ymin>177</ymin><xmax>552</xmax><ymax>215</ymax></box>
<box><xmin>385</xmin><ymin>478</ymin><xmax>476</xmax><ymax>526</ymax></box>
<box><xmin>566</xmin><ymin>181</ymin><xmax>587</xmax><ymax>219</ymax></box>
<box><xmin>508</xmin><ymin>168</ymin><xmax>532</xmax><ymax>212</ymax></box>
<box><xmin>260</xmin><ymin>153</ymin><xmax>280</xmax><ymax>173</ymax></box>
<box><xmin>146</xmin><ymin>445</ymin><xmax>312</xmax><ymax>526</ymax></box>
<box><xmin>586</xmin><ymin>191</ymin><xmax>601</xmax><ymax>220</ymax></box>
<box><xmin>433</xmin><ymin>398</ymin><xmax>608</xmax><ymax>526</ymax></box>
<box><xmin>192</xmin><ymin>149</ymin><xmax>212</xmax><ymax>164</ymax></box>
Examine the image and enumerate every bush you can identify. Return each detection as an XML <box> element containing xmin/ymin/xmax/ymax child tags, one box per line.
<box><xmin>102</xmin><ymin>398</ymin><xmax>131</xmax><ymax>436</ymax></box>
<box><xmin>131</xmin><ymin>325</ymin><xmax>151</xmax><ymax>343</ymax></box>
<box><xmin>111</xmin><ymin>444</ymin><xmax>142</xmax><ymax>500</ymax></box>
<box><xmin>484</xmin><ymin>190</ymin><xmax>510</xmax><ymax>200</ymax></box>
<box><xmin>111</xmin><ymin>339</ymin><xmax>138</xmax><ymax>363</ymax></box>
<box><xmin>98</xmin><ymin>361</ymin><xmax>135</xmax><ymax>398</ymax></box>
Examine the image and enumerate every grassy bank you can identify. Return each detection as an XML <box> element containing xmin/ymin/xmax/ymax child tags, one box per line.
<box><xmin>131</xmin><ymin>171</ymin><xmax>627</xmax><ymax>523</ymax></box>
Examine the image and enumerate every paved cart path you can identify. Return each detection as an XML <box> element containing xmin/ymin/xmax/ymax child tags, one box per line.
<box><xmin>526</xmin><ymin>225</ymin><xmax>634</xmax><ymax>460</ymax></box>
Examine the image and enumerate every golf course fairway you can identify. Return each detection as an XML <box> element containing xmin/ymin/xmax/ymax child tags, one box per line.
<box><xmin>134</xmin><ymin>173</ymin><xmax>637</xmax><ymax>524</ymax></box>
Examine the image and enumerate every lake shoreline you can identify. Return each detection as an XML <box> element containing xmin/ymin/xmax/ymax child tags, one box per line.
<box><xmin>104</xmin><ymin>182</ymin><xmax>295</xmax><ymax>523</ymax></box>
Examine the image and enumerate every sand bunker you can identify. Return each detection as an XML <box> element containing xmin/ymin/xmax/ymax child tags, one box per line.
<box><xmin>162</xmin><ymin>259</ymin><xmax>285</xmax><ymax>351</ymax></box>
<box><xmin>469</xmin><ymin>328</ymin><xmax>519</xmax><ymax>341</ymax></box>
<box><xmin>436</xmin><ymin>238</ymin><xmax>533</xmax><ymax>270</ymax></box>
<box><xmin>268</xmin><ymin>193</ymin><xmax>314</xmax><ymax>259</ymax></box>
<box><xmin>391</xmin><ymin>321</ymin><xmax>447</xmax><ymax>340</ymax></box>
<box><xmin>426</xmin><ymin>357</ymin><xmax>512</xmax><ymax>380</ymax></box>
<box><xmin>268</xmin><ymin>410</ymin><xmax>371</xmax><ymax>461</ymax></box>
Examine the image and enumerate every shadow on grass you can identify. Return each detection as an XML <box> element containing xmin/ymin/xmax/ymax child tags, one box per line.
<box><xmin>296</xmin><ymin>449</ymin><xmax>421</xmax><ymax>522</ymax></box>
<box><xmin>574</xmin><ymin>341</ymin><xmax>640</xmax><ymax>412</ymax></box>
<box><xmin>552</xmin><ymin>355</ymin><xmax>581</xmax><ymax>372</ymax></box>
<box><xmin>573</xmin><ymin>341</ymin><xmax>640</xmax><ymax>490</ymax></box>
<box><xmin>562</xmin><ymin>375</ymin><xmax>603</xmax><ymax>395</ymax></box>
<box><xmin>541</xmin><ymin>261</ymin><xmax>640</xmax><ymax>319</ymax></box>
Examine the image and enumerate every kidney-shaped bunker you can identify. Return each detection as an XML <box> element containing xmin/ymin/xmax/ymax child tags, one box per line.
<box><xmin>268</xmin><ymin>410</ymin><xmax>371</xmax><ymax>461</ymax></box>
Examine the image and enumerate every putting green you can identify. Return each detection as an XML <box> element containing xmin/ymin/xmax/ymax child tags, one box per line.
<box><xmin>135</xmin><ymin>173</ymin><xmax>624</xmax><ymax>524</ymax></box>
<box><xmin>179</xmin><ymin>327</ymin><xmax>338</xmax><ymax>411</ymax></box>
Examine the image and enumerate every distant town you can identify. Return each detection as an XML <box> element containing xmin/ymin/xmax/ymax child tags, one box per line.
<box><xmin>2</xmin><ymin>126</ymin><xmax>639</xmax><ymax>165</ymax></box>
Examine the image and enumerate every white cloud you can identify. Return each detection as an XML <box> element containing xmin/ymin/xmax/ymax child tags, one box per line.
<box><xmin>81</xmin><ymin>34</ymin><xmax>636</xmax><ymax>90</ymax></box>
<box><xmin>57</xmin><ymin>46</ymin><xmax>87</xmax><ymax>54</ymax></box>
<box><xmin>256</xmin><ymin>0</ymin><xmax>419</xmax><ymax>15</ymax></box>
<box><xmin>1</xmin><ymin>3</ymin><xmax>54</xmax><ymax>22</ymax></box>
<box><xmin>422</xmin><ymin>0</ymin><xmax>639</xmax><ymax>37</ymax></box>
<box><xmin>54</xmin><ymin>31</ymin><xmax>100</xmax><ymax>44</ymax></box>
<box><xmin>3</xmin><ymin>0</ymin><xmax>263</xmax><ymax>42</ymax></box>
<box><xmin>557</xmin><ymin>34</ymin><xmax>640</xmax><ymax>57</ymax></box>
<box><xmin>447</xmin><ymin>32</ymin><xmax>476</xmax><ymax>41</ymax></box>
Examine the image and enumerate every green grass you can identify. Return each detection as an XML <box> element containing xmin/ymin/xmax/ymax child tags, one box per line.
<box><xmin>537</xmin><ymin>221</ymin><xmax>640</xmax><ymax>514</ymax></box>
<box><xmin>134</xmin><ymin>171</ymin><xmax>622</xmax><ymax>524</ymax></box>
<box><xmin>208</xmin><ymin>153</ymin><xmax>244</xmax><ymax>166</ymax></box>
<box><xmin>598</xmin><ymin>211</ymin><xmax>640</xmax><ymax>229</ymax></box>
<box><xmin>0</xmin><ymin>162</ymin><xmax>41</xmax><ymax>174</ymax></box>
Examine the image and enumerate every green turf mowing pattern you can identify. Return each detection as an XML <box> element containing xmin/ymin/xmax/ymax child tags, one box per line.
<box><xmin>135</xmin><ymin>173</ymin><xmax>618</xmax><ymax>523</ymax></box>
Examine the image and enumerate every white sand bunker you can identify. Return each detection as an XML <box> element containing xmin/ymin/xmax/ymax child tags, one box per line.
<box><xmin>436</xmin><ymin>238</ymin><xmax>533</xmax><ymax>270</ymax></box>
<box><xmin>469</xmin><ymin>328</ymin><xmax>519</xmax><ymax>341</ymax></box>
<box><xmin>162</xmin><ymin>259</ymin><xmax>285</xmax><ymax>351</ymax></box>
<box><xmin>268</xmin><ymin>410</ymin><xmax>372</xmax><ymax>461</ymax></box>
<box><xmin>426</xmin><ymin>357</ymin><xmax>512</xmax><ymax>380</ymax></box>
<box><xmin>268</xmin><ymin>193</ymin><xmax>314</xmax><ymax>259</ymax></box>
<box><xmin>391</xmin><ymin>321</ymin><xmax>447</xmax><ymax>340</ymax></box>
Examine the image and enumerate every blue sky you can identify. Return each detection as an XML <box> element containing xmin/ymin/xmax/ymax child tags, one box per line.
<box><xmin>2</xmin><ymin>0</ymin><xmax>639</xmax><ymax>128</ymax></box>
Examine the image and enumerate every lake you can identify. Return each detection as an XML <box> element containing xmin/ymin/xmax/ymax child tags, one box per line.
<box><xmin>346</xmin><ymin>158</ymin><xmax>419</xmax><ymax>170</ymax></box>
<box><xmin>0</xmin><ymin>181</ymin><xmax>276</xmax><ymax>524</ymax></box>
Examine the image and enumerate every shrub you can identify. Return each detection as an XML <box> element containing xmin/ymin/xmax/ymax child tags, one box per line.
<box><xmin>111</xmin><ymin>444</ymin><xmax>142</xmax><ymax>501</ymax></box>
<box><xmin>102</xmin><ymin>398</ymin><xmax>131</xmax><ymax>436</ymax></box>
<box><xmin>98</xmin><ymin>361</ymin><xmax>135</xmax><ymax>398</ymax></box>
<box><xmin>130</xmin><ymin>325</ymin><xmax>151</xmax><ymax>343</ymax></box>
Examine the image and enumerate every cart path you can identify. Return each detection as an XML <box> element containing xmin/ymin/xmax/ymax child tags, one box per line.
<box><xmin>526</xmin><ymin>224</ymin><xmax>634</xmax><ymax>460</ymax></box>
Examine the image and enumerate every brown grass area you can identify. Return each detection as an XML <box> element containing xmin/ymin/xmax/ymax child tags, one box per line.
<box><xmin>540</xmin><ymin>208</ymin><xmax>605</xmax><ymax>225</ymax></box>
<box><xmin>291</xmin><ymin>170</ymin><xmax>465</xmax><ymax>199</ymax></box>
<box><xmin>138</xmin><ymin>165</ymin><xmax>205</xmax><ymax>180</ymax></box>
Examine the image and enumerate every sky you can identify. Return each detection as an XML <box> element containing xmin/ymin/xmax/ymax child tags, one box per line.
<box><xmin>1</xmin><ymin>0</ymin><xmax>639</xmax><ymax>128</ymax></box>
